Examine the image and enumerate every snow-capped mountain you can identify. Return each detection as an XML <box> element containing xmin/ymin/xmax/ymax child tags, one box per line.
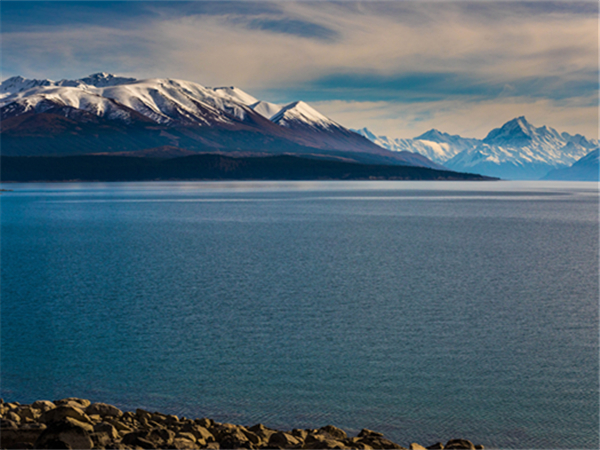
<box><xmin>352</xmin><ymin>127</ymin><xmax>477</xmax><ymax>164</ymax></box>
<box><xmin>249</xmin><ymin>101</ymin><xmax>283</xmax><ymax>119</ymax></box>
<box><xmin>356</xmin><ymin>117</ymin><xmax>597</xmax><ymax>179</ymax></box>
<box><xmin>0</xmin><ymin>75</ymin><xmax>260</xmax><ymax>126</ymax></box>
<box><xmin>542</xmin><ymin>148</ymin><xmax>599</xmax><ymax>181</ymax></box>
<box><xmin>1</xmin><ymin>73</ymin><xmax>441</xmax><ymax>169</ymax></box>
<box><xmin>445</xmin><ymin>117</ymin><xmax>597</xmax><ymax>179</ymax></box>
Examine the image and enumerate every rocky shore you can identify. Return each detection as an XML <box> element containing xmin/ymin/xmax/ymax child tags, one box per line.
<box><xmin>0</xmin><ymin>398</ymin><xmax>484</xmax><ymax>450</ymax></box>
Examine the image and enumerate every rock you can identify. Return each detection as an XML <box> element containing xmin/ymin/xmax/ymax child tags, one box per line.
<box><xmin>410</xmin><ymin>444</ymin><xmax>427</xmax><ymax>450</ymax></box>
<box><xmin>426</xmin><ymin>443</ymin><xmax>444</xmax><ymax>449</ymax></box>
<box><xmin>217</xmin><ymin>425</ymin><xmax>253</xmax><ymax>449</ymax></box>
<box><xmin>93</xmin><ymin>422</ymin><xmax>120</xmax><ymax>440</ymax></box>
<box><xmin>348</xmin><ymin>438</ymin><xmax>375</xmax><ymax>450</ymax></box>
<box><xmin>445</xmin><ymin>439</ymin><xmax>476</xmax><ymax>450</ymax></box>
<box><xmin>1</xmin><ymin>419</ymin><xmax>19</xmax><ymax>429</ymax></box>
<box><xmin>7</xmin><ymin>411</ymin><xmax>21</xmax><ymax>423</ymax></box>
<box><xmin>64</xmin><ymin>416</ymin><xmax>95</xmax><ymax>433</ymax></box>
<box><xmin>291</xmin><ymin>428</ymin><xmax>309</xmax><ymax>440</ymax></box>
<box><xmin>122</xmin><ymin>430</ymin><xmax>156</xmax><ymax>449</ymax></box>
<box><xmin>54</xmin><ymin>398</ymin><xmax>91</xmax><ymax>409</ymax></box>
<box><xmin>474</xmin><ymin>446</ymin><xmax>484</xmax><ymax>450</ymax></box>
<box><xmin>195</xmin><ymin>417</ymin><xmax>213</xmax><ymax>428</ymax></box>
<box><xmin>135</xmin><ymin>408</ymin><xmax>153</xmax><ymax>420</ymax></box>
<box><xmin>172</xmin><ymin>437</ymin><xmax>198</xmax><ymax>449</ymax></box>
<box><xmin>180</xmin><ymin>422</ymin><xmax>215</xmax><ymax>442</ymax></box>
<box><xmin>269</xmin><ymin>431</ymin><xmax>302</xmax><ymax>448</ymax></box>
<box><xmin>177</xmin><ymin>431</ymin><xmax>198</xmax><ymax>443</ymax></box>
<box><xmin>247</xmin><ymin>423</ymin><xmax>276</xmax><ymax>442</ymax></box>
<box><xmin>148</xmin><ymin>427</ymin><xmax>176</xmax><ymax>446</ymax></box>
<box><xmin>107</xmin><ymin>418</ymin><xmax>132</xmax><ymax>432</ymax></box>
<box><xmin>90</xmin><ymin>431</ymin><xmax>113</xmax><ymax>448</ymax></box>
<box><xmin>35</xmin><ymin>420</ymin><xmax>94</xmax><ymax>449</ymax></box>
<box><xmin>303</xmin><ymin>434</ymin><xmax>346</xmax><ymax>449</ymax></box>
<box><xmin>319</xmin><ymin>425</ymin><xmax>348</xmax><ymax>441</ymax></box>
<box><xmin>31</xmin><ymin>401</ymin><xmax>56</xmax><ymax>412</ymax></box>
<box><xmin>39</xmin><ymin>405</ymin><xmax>91</xmax><ymax>425</ymax></box>
<box><xmin>359</xmin><ymin>429</ymin><xmax>385</xmax><ymax>438</ymax></box>
<box><xmin>0</xmin><ymin>428</ymin><xmax>46</xmax><ymax>448</ymax></box>
<box><xmin>363</xmin><ymin>436</ymin><xmax>407</xmax><ymax>449</ymax></box>
<box><xmin>86</xmin><ymin>402</ymin><xmax>123</xmax><ymax>418</ymax></box>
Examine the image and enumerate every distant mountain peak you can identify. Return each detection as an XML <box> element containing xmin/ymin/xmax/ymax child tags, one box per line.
<box><xmin>415</xmin><ymin>129</ymin><xmax>454</xmax><ymax>141</ymax></box>
<box><xmin>78</xmin><ymin>73</ymin><xmax>137</xmax><ymax>87</ymax></box>
<box><xmin>271</xmin><ymin>100</ymin><xmax>337</xmax><ymax>129</ymax></box>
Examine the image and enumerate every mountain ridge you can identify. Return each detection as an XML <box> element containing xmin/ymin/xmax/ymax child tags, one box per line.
<box><xmin>0</xmin><ymin>73</ymin><xmax>442</xmax><ymax>170</ymax></box>
<box><xmin>355</xmin><ymin>117</ymin><xmax>597</xmax><ymax>180</ymax></box>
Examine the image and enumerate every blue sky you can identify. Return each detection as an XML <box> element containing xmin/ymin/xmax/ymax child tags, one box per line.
<box><xmin>1</xmin><ymin>1</ymin><xmax>598</xmax><ymax>139</ymax></box>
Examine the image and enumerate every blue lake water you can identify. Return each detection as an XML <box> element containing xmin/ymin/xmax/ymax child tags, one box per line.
<box><xmin>1</xmin><ymin>181</ymin><xmax>598</xmax><ymax>449</ymax></box>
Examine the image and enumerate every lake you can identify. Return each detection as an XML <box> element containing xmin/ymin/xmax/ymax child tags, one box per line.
<box><xmin>1</xmin><ymin>180</ymin><xmax>598</xmax><ymax>449</ymax></box>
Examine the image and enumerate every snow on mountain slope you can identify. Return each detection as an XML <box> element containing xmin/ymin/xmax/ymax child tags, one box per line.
<box><xmin>352</xmin><ymin>127</ymin><xmax>476</xmax><ymax>164</ymax></box>
<box><xmin>0</xmin><ymin>74</ymin><xmax>262</xmax><ymax>126</ymax></box>
<box><xmin>211</xmin><ymin>86</ymin><xmax>259</xmax><ymax>106</ymax></box>
<box><xmin>250</xmin><ymin>101</ymin><xmax>283</xmax><ymax>120</ymax></box>
<box><xmin>271</xmin><ymin>101</ymin><xmax>341</xmax><ymax>130</ymax></box>
<box><xmin>444</xmin><ymin>117</ymin><xmax>597</xmax><ymax>179</ymax></box>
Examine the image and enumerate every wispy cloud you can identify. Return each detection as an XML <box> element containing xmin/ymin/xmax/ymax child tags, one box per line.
<box><xmin>1</xmin><ymin>1</ymin><xmax>597</xmax><ymax>137</ymax></box>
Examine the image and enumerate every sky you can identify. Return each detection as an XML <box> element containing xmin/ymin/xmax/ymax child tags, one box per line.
<box><xmin>1</xmin><ymin>0</ymin><xmax>598</xmax><ymax>139</ymax></box>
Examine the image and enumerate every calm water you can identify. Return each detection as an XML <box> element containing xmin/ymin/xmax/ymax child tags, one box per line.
<box><xmin>1</xmin><ymin>181</ymin><xmax>598</xmax><ymax>449</ymax></box>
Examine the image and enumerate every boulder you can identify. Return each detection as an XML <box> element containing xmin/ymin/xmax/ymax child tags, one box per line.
<box><xmin>172</xmin><ymin>437</ymin><xmax>199</xmax><ymax>449</ymax></box>
<box><xmin>148</xmin><ymin>427</ymin><xmax>176</xmax><ymax>446</ymax></box>
<box><xmin>359</xmin><ymin>429</ymin><xmax>385</xmax><ymax>438</ymax></box>
<box><xmin>303</xmin><ymin>434</ymin><xmax>346</xmax><ymax>449</ymax></box>
<box><xmin>291</xmin><ymin>428</ymin><xmax>309</xmax><ymax>440</ymax></box>
<box><xmin>445</xmin><ymin>439</ymin><xmax>476</xmax><ymax>450</ymax></box>
<box><xmin>319</xmin><ymin>425</ymin><xmax>348</xmax><ymax>441</ymax></box>
<box><xmin>31</xmin><ymin>401</ymin><xmax>56</xmax><ymax>412</ymax></box>
<box><xmin>39</xmin><ymin>405</ymin><xmax>91</xmax><ymax>425</ymax></box>
<box><xmin>35</xmin><ymin>420</ymin><xmax>93</xmax><ymax>449</ymax></box>
<box><xmin>195</xmin><ymin>417</ymin><xmax>213</xmax><ymax>428</ymax></box>
<box><xmin>86</xmin><ymin>402</ymin><xmax>123</xmax><ymax>418</ymax></box>
<box><xmin>268</xmin><ymin>431</ymin><xmax>302</xmax><ymax>448</ymax></box>
<box><xmin>410</xmin><ymin>444</ymin><xmax>427</xmax><ymax>450</ymax></box>
<box><xmin>426</xmin><ymin>443</ymin><xmax>444</xmax><ymax>449</ymax></box>
<box><xmin>122</xmin><ymin>430</ymin><xmax>156</xmax><ymax>449</ymax></box>
<box><xmin>247</xmin><ymin>423</ymin><xmax>276</xmax><ymax>442</ymax></box>
<box><xmin>64</xmin><ymin>416</ymin><xmax>94</xmax><ymax>433</ymax></box>
<box><xmin>180</xmin><ymin>422</ymin><xmax>215</xmax><ymax>442</ymax></box>
<box><xmin>7</xmin><ymin>411</ymin><xmax>21</xmax><ymax>423</ymax></box>
<box><xmin>0</xmin><ymin>428</ymin><xmax>45</xmax><ymax>448</ymax></box>
<box><xmin>93</xmin><ymin>422</ymin><xmax>120</xmax><ymax>440</ymax></box>
<box><xmin>54</xmin><ymin>398</ymin><xmax>91</xmax><ymax>409</ymax></box>
<box><xmin>217</xmin><ymin>426</ymin><xmax>253</xmax><ymax>449</ymax></box>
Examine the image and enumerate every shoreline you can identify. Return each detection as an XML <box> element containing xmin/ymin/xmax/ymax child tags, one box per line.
<box><xmin>0</xmin><ymin>398</ymin><xmax>484</xmax><ymax>450</ymax></box>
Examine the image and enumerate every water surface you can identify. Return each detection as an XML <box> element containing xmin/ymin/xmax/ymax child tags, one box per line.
<box><xmin>1</xmin><ymin>181</ymin><xmax>598</xmax><ymax>449</ymax></box>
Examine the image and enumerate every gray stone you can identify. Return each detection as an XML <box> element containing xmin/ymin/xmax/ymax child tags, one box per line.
<box><xmin>39</xmin><ymin>405</ymin><xmax>91</xmax><ymax>425</ymax></box>
<box><xmin>445</xmin><ymin>439</ymin><xmax>476</xmax><ymax>450</ymax></box>
<box><xmin>269</xmin><ymin>431</ymin><xmax>302</xmax><ymax>448</ymax></box>
<box><xmin>93</xmin><ymin>422</ymin><xmax>119</xmax><ymax>440</ymax></box>
<box><xmin>31</xmin><ymin>401</ymin><xmax>56</xmax><ymax>412</ymax></box>
<box><xmin>85</xmin><ymin>402</ymin><xmax>123</xmax><ymax>418</ymax></box>
<box><xmin>35</xmin><ymin>421</ymin><xmax>93</xmax><ymax>449</ymax></box>
<box><xmin>54</xmin><ymin>398</ymin><xmax>91</xmax><ymax>409</ymax></box>
<box><xmin>319</xmin><ymin>425</ymin><xmax>348</xmax><ymax>441</ymax></box>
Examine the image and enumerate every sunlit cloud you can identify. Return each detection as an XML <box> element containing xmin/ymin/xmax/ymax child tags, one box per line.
<box><xmin>1</xmin><ymin>1</ymin><xmax>597</xmax><ymax>137</ymax></box>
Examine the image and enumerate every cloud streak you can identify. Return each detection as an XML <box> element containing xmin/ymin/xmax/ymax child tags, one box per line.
<box><xmin>1</xmin><ymin>1</ymin><xmax>597</xmax><ymax>137</ymax></box>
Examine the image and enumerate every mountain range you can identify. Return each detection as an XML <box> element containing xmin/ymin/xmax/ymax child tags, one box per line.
<box><xmin>0</xmin><ymin>73</ymin><xmax>439</xmax><ymax>169</ymax></box>
<box><xmin>354</xmin><ymin>118</ymin><xmax>598</xmax><ymax>180</ymax></box>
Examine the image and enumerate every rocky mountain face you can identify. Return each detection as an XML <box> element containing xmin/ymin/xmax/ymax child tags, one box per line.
<box><xmin>0</xmin><ymin>73</ymin><xmax>440</xmax><ymax>169</ymax></box>
<box><xmin>356</xmin><ymin>117</ymin><xmax>598</xmax><ymax>180</ymax></box>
